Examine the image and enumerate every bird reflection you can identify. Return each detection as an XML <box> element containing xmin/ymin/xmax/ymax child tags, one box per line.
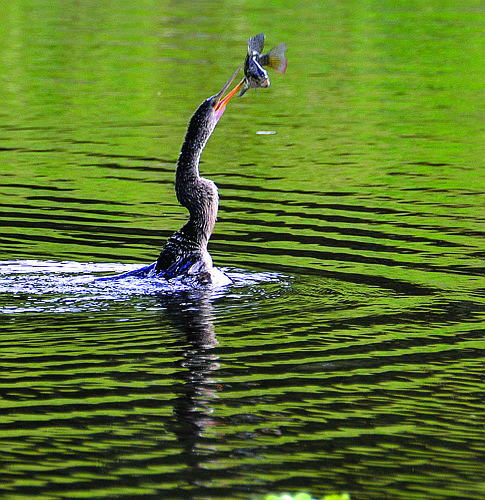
<box><xmin>156</xmin><ymin>290</ymin><xmax>222</xmax><ymax>478</ymax></box>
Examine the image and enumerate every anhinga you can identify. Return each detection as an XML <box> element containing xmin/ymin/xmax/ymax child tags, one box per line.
<box><xmin>154</xmin><ymin>69</ymin><xmax>244</xmax><ymax>286</ymax></box>
<box><xmin>97</xmin><ymin>69</ymin><xmax>244</xmax><ymax>286</ymax></box>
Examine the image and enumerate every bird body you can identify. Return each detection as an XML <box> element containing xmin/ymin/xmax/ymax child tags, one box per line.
<box><xmin>97</xmin><ymin>33</ymin><xmax>287</xmax><ymax>289</ymax></box>
<box><xmin>96</xmin><ymin>71</ymin><xmax>242</xmax><ymax>288</ymax></box>
<box><xmin>154</xmin><ymin>70</ymin><xmax>243</xmax><ymax>286</ymax></box>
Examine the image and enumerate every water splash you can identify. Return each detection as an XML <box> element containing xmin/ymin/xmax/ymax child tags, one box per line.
<box><xmin>0</xmin><ymin>260</ymin><xmax>289</xmax><ymax>315</ymax></box>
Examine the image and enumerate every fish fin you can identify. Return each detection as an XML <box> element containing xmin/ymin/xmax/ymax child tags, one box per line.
<box><xmin>238</xmin><ymin>84</ymin><xmax>249</xmax><ymax>97</ymax></box>
<box><xmin>247</xmin><ymin>32</ymin><xmax>265</xmax><ymax>53</ymax></box>
<box><xmin>261</xmin><ymin>43</ymin><xmax>287</xmax><ymax>74</ymax></box>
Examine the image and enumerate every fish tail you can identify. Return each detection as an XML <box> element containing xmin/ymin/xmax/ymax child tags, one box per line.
<box><xmin>262</xmin><ymin>43</ymin><xmax>287</xmax><ymax>74</ymax></box>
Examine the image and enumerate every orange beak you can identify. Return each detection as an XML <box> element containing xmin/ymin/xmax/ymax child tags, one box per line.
<box><xmin>214</xmin><ymin>67</ymin><xmax>245</xmax><ymax>120</ymax></box>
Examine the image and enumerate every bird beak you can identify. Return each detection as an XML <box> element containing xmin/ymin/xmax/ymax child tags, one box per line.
<box><xmin>214</xmin><ymin>67</ymin><xmax>245</xmax><ymax>120</ymax></box>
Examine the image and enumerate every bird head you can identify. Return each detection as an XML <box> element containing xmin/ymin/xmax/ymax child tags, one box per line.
<box><xmin>183</xmin><ymin>68</ymin><xmax>244</xmax><ymax>149</ymax></box>
<box><xmin>211</xmin><ymin>67</ymin><xmax>244</xmax><ymax>121</ymax></box>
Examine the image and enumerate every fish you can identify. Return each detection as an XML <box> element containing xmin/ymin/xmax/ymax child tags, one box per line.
<box><xmin>239</xmin><ymin>32</ymin><xmax>287</xmax><ymax>97</ymax></box>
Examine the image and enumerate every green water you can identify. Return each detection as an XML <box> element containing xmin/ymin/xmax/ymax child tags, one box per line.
<box><xmin>1</xmin><ymin>0</ymin><xmax>485</xmax><ymax>499</ymax></box>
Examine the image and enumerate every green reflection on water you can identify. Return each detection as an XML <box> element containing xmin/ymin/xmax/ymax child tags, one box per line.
<box><xmin>1</xmin><ymin>2</ymin><xmax>485</xmax><ymax>498</ymax></box>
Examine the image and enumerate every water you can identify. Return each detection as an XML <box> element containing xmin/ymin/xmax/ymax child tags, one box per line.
<box><xmin>1</xmin><ymin>0</ymin><xmax>485</xmax><ymax>499</ymax></box>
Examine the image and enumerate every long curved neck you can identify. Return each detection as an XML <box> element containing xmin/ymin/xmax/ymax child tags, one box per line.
<box><xmin>175</xmin><ymin>128</ymin><xmax>218</xmax><ymax>248</ymax></box>
<box><xmin>176</xmin><ymin>134</ymin><xmax>204</xmax><ymax>188</ymax></box>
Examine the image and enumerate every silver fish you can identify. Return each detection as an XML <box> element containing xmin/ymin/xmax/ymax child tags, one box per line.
<box><xmin>239</xmin><ymin>32</ymin><xmax>287</xmax><ymax>97</ymax></box>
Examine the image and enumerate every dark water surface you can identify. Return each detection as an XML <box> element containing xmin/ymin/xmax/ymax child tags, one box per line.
<box><xmin>1</xmin><ymin>1</ymin><xmax>485</xmax><ymax>499</ymax></box>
